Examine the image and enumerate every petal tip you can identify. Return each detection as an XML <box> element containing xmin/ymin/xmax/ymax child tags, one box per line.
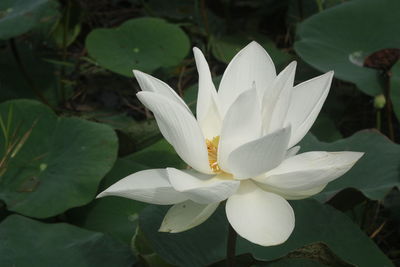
<box><xmin>248</xmin><ymin>40</ymin><xmax>262</xmax><ymax>47</ymax></box>
<box><xmin>158</xmin><ymin>225</ymin><xmax>171</xmax><ymax>233</ymax></box>
<box><xmin>288</xmin><ymin>60</ymin><xmax>298</xmax><ymax>69</ymax></box>
<box><xmin>192</xmin><ymin>46</ymin><xmax>201</xmax><ymax>54</ymax></box>
<box><xmin>96</xmin><ymin>191</ymin><xmax>108</xmax><ymax>199</ymax></box>
<box><xmin>132</xmin><ymin>69</ymin><xmax>143</xmax><ymax>77</ymax></box>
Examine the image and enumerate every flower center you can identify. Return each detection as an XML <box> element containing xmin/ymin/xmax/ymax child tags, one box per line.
<box><xmin>206</xmin><ymin>136</ymin><xmax>221</xmax><ymax>173</ymax></box>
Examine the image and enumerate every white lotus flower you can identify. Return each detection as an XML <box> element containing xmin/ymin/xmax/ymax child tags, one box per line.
<box><xmin>98</xmin><ymin>41</ymin><xmax>363</xmax><ymax>246</ymax></box>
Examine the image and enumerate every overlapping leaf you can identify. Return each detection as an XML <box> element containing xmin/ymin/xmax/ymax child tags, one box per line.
<box><xmin>0</xmin><ymin>0</ymin><xmax>59</xmax><ymax>39</ymax></box>
<box><xmin>0</xmin><ymin>100</ymin><xmax>118</xmax><ymax>218</ymax></box>
<box><xmin>0</xmin><ymin>214</ymin><xmax>135</xmax><ymax>267</ymax></box>
<box><xmin>295</xmin><ymin>0</ymin><xmax>400</xmax><ymax>96</ymax></box>
<box><xmin>86</xmin><ymin>18</ymin><xmax>190</xmax><ymax>76</ymax></box>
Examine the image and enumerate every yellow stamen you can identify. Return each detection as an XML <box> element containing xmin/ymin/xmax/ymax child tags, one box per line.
<box><xmin>206</xmin><ymin>136</ymin><xmax>221</xmax><ymax>173</ymax></box>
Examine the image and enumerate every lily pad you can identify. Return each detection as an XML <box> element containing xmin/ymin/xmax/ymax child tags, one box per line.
<box><xmin>0</xmin><ymin>214</ymin><xmax>135</xmax><ymax>266</ymax></box>
<box><xmin>0</xmin><ymin>0</ymin><xmax>59</xmax><ymax>40</ymax></box>
<box><xmin>86</xmin><ymin>17</ymin><xmax>190</xmax><ymax>76</ymax></box>
<box><xmin>0</xmin><ymin>99</ymin><xmax>118</xmax><ymax>218</ymax></box>
<box><xmin>299</xmin><ymin>130</ymin><xmax>400</xmax><ymax>201</ymax></box>
<box><xmin>139</xmin><ymin>199</ymin><xmax>392</xmax><ymax>267</ymax></box>
<box><xmin>294</xmin><ymin>0</ymin><xmax>400</xmax><ymax>96</ymax></box>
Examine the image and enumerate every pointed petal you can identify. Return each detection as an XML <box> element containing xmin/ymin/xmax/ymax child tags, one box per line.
<box><xmin>97</xmin><ymin>169</ymin><xmax>187</xmax><ymax>205</ymax></box>
<box><xmin>226</xmin><ymin>181</ymin><xmax>295</xmax><ymax>246</ymax></box>
<box><xmin>133</xmin><ymin>70</ymin><xmax>189</xmax><ymax>111</ymax></box>
<box><xmin>159</xmin><ymin>200</ymin><xmax>219</xmax><ymax>233</ymax></box>
<box><xmin>137</xmin><ymin>92</ymin><xmax>212</xmax><ymax>174</ymax></box>
<box><xmin>262</xmin><ymin>61</ymin><xmax>297</xmax><ymax>133</ymax></box>
<box><xmin>228</xmin><ymin>126</ymin><xmax>291</xmax><ymax>179</ymax></box>
<box><xmin>285</xmin><ymin>72</ymin><xmax>334</xmax><ymax>147</ymax></box>
<box><xmin>167</xmin><ymin>168</ymin><xmax>239</xmax><ymax>204</ymax></box>
<box><xmin>218</xmin><ymin>41</ymin><xmax>276</xmax><ymax>116</ymax></box>
<box><xmin>193</xmin><ymin>47</ymin><xmax>222</xmax><ymax>139</ymax></box>
<box><xmin>218</xmin><ymin>88</ymin><xmax>262</xmax><ymax>172</ymax></box>
<box><xmin>255</xmin><ymin>151</ymin><xmax>364</xmax><ymax>192</ymax></box>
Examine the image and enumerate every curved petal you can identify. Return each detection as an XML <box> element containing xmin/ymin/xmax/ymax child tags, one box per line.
<box><xmin>218</xmin><ymin>41</ymin><xmax>276</xmax><ymax>116</ymax></box>
<box><xmin>285</xmin><ymin>71</ymin><xmax>334</xmax><ymax>147</ymax></box>
<box><xmin>133</xmin><ymin>70</ymin><xmax>189</xmax><ymax>111</ymax></box>
<box><xmin>159</xmin><ymin>200</ymin><xmax>219</xmax><ymax>233</ymax></box>
<box><xmin>256</xmin><ymin>182</ymin><xmax>326</xmax><ymax>200</ymax></box>
<box><xmin>262</xmin><ymin>61</ymin><xmax>297</xmax><ymax>134</ymax></box>
<box><xmin>97</xmin><ymin>169</ymin><xmax>187</xmax><ymax>205</ymax></box>
<box><xmin>167</xmin><ymin>168</ymin><xmax>239</xmax><ymax>204</ymax></box>
<box><xmin>137</xmin><ymin>92</ymin><xmax>212</xmax><ymax>174</ymax></box>
<box><xmin>226</xmin><ymin>181</ymin><xmax>295</xmax><ymax>246</ymax></box>
<box><xmin>285</xmin><ymin>146</ymin><xmax>300</xmax><ymax>159</ymax></box>
<box><xmin>227</xmin><ymin>126</ymin><xmax>291</xmax><ymax>179</ymax></box>
<box><xmin>193</xmin><ymin>47</ymin><xmax>222</xmax><ymax>139</ymax></box>
<box><xmin>255</xmin><ymin>151</ymin><xmax>364</xmax><ymax>191</ymax></box>
<box><xmin>218</xmin><ymin>88</ymin><xmax>262</xmax><ymax>172</ymax></box>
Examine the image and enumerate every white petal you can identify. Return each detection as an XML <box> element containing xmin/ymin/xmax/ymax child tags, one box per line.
<box><xmin>285</xmin><ymin>146</ymin><xmax>300</xmax><ymax>159</ymax></box>
<box><xmin>97</xmin><ymin>169</ymin><xmax>187</xmax><ymax>205</ymax></box>
<box><xmin>218</xmin><ymin>41</ymin><xmax>276</xmax><ymax>116</ymax></box>
<box><xmin>285</xmin><ymin>71</ymin><xmax>334</xmax><ymax>147</ymax></box>
<box><xmin>218</xmin><ymin>88</ymin><xmax>262</xmax><ymax>172</ymax></box>
<box><xmin>159</xmin><ymin>200</ymin><xmax>219</xmax><ymax>233</ymax></box>
<box><xmin>133</xmin><ymin>70</ymin><xmax>189</xmax><ymax>111</ymax></box>
<box><xmin>256</xmin><ymin>182</ymin><xmax>326</xmax><ymax>200</ymax></box>
<box><xmin>137</xmin><ymin>92</ymin><xmax>212</xmax><ymax>174</ymax></box>
<box><xmin>255</xmin><ymin>151</ymin><xmax>364</xmax><ymax>191</ymax></box>
<box><xmin>167</xmin><ymin>168</ymin><xmax>239</xmax><ymax>204</ymax></box>
<box><xmin>226</xmin><ymin>181</ymin><xmax>295</xmax><ymax>246</ymax></box>
<box><xmin>262</xmin><ymin>61</ymin><xmax>297</xmax><ymax>133</ymax></box>
<box><xmin>193</xmin><ymin>47</ymin><xmax>222</xmax><ymax>139</ymax></box>
<box><xmin>227</xmin><ymin>126</ymin><xmax>291</xmax><ymax>179</ymax></box>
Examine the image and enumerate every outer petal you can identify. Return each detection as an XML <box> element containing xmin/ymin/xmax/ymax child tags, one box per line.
<box><xmin>255</xmin><ymin>151</ymin><xmax>364</xmax><ymax>192</ymax></box>
<box><xmin>159</xmin><ymin>200</ymin><xmax>219</xmax><ymax>233</ymax></box>
<box><xmin>285</xmin><ymin>71</ymin><xmax>334</xmax><ymax>147</ymax></box>
<box><xmin>137</xmin><ymin>92</ymin><xmax>212</xmax><ymax>174</ymax></box>
<box><xmin>218</xmin><ymin>41</ymin><xmax>276</xmax><ymax>116</ymax></box>
<box><xmin>227</xmin><ymin>126</ymin><xmax>291</xmax><ymax>179</ymax></box>
<box><xmin>218</xmin><ymin>88</ymin><xmax>262</xmax><ymax>172</ymax></box>
<box><xmin>133</xmin><ymin>70</ymin><xmax>189</xmax><ymax>111</ymax></box>
<box><xmin>285</xmin><ymin>145</ymin><xmax>300</xmax><ymax>159</ymax></box>
<box><xmin>193</xmin><ymin>47</ymin><xmax>222</xmax><ymax>139</ymax></box>
<box><xmin>167</xmin><ymin>168</ymin><xmax>239</xmax><ymax>204</ymax></box>
<box><xmin>226</xmin><ymin>181</ymin><xmax>295</xmax><ymax>246</ymax></box>
<box><xmin>256</xmin><ymin>182</ymin><xmax>326</xmax><ymax>200</ymax></box>
<box><xmin>97</xmin><ymin>169</ymin><xmax>187</xmax><ymax>205</ymax></box>
<box><xmin>262</xmin><ymin>61</ymin><xmax>297</xmax><ymax>134</ymax></box>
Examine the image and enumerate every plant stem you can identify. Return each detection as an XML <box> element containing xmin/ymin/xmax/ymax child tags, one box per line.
<box><xmin>60</xmin><ymin>0</ymin><xmax>71</xmax><ymax>103</ymax></box>
<box><xmin>315</xmin><ymin>0</ymin><xmax>324</xmax><ymax>12</ymax></box>
<box><xmin>376</xmin><ymin>109</ymin><xmax>381</xmax><ymax>131</ymax></box>
<box><xmin>199</xmin><ymin>0</ymin><xmax>210</xmax><ymax>38</ymax></box>
<box><xmin>226</xmin><ymin>224</ymin><xmax>237</xmax><ymax>267</ymax></box>
<box><xmin>385</xmin><ymin>96</ymin><xmax>395</xmax><ymax>141</ymax></box>
<box><xmin>9</xmin><ymin>39</ymin><xmax>50</xmax><ymax>106</ymax></box>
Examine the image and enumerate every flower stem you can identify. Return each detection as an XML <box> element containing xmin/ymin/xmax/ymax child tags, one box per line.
<box><xmin>226</xmin><ymin>224</ymin><xmax>237</xmax><ymax>267</ymax></box>
<box><xmin>376</xmin><ymin>109</ymin><xmax>381</xmax><ymax>131</ymax></box>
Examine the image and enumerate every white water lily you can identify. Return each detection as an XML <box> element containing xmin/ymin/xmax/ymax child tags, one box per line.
<box><xmin>98</xmin><ymin>41</ymin><xmax>364</xmax><ymax>246</ymax></box>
